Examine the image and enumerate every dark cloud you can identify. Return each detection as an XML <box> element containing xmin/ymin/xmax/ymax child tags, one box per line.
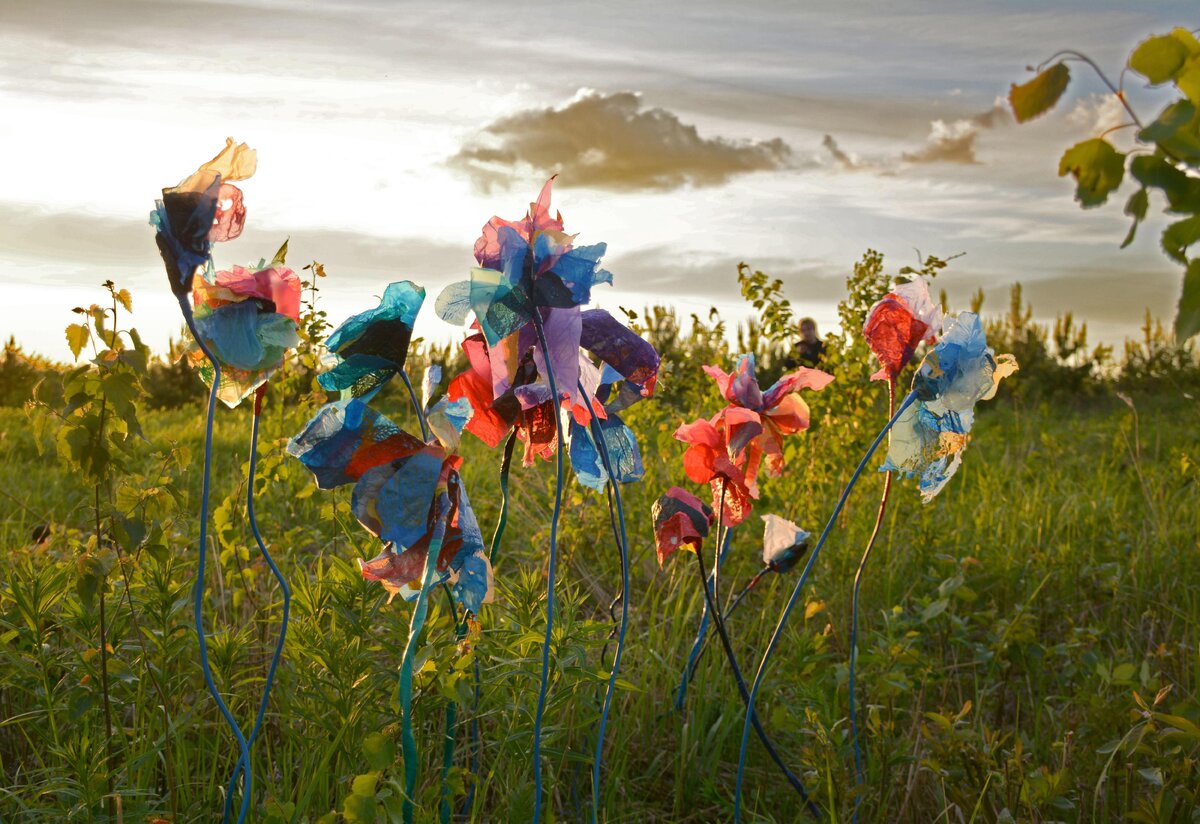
<box><xmin>449</xmin><ymin>91</ymin><xmax>794</xmax><ymax>192</ymax></box>
<box><xmin>821</xmin><ymin>134</ymin><xmax>861</xmax><ymax>171</ymax></box>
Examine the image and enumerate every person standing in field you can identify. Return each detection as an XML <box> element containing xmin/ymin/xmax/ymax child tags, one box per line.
<box><xmin>790</xmin><ymin>317</ymin><xmax>826</xmax><ymax>367</ymax></box>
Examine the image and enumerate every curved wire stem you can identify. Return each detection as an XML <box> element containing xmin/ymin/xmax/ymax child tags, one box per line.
<box><xmin>489</xmin><ymin>430</ymin><xmax>518</xmax><ymax>568</ymax></box>
<box><xmin>463</xmin><ymin>429</ymin><xmax>516</xmax><ymax>819</ymax></box>
<box><xmin>584</xmin><ymin>396</ymin><xmax>631</xmax><ymax>824</ymax></box>
<box><xmin>441</xmin><ymin>583</ymin><xmax>466</xmax><ymax>824</ymax></box>
<box><xmin>399</xmin><ymin>494</ymin><xmax>452</xmax><ymax>824</ymax></box>
<box><xmin>398</xmin><ymin>367</ymin><xmax>432</xmax><ymax>442</ymax></box>
<box><xmin>223</xmin><ymin>385</ymin><xmax>292</xmax><ymax>824</ymax></box>
<box><xmin>686</xmin><ymin>565</ymin><xmax>771</xmax><ymax>685</ymax></box>
<box><xmin>693</xmin><ymin>542</ymin><xmax>820</xmax><ymax>817</ymax></box>
<box><xmin>176</xmin><ymin>294</ymin><xmax>252</xmax><ymax>824</ymax></box>
<box><xmin>849</xmin><ymin>379</ymin><xmax>895</xmax><ymax>823</ymax></box>
<box><xmin>734</xmin><ymin>391</ymin><xmax>917</xmax><ymax>822</ymax></box>
<box><xmin>530</xmin><ymin>308</ymin><xmax>566</xmax><ymax>824</ymax></box>
<box><xmin>675</xmin><ymin>531</ymin><xmax>733</xmax><ymax>711</ymax></box>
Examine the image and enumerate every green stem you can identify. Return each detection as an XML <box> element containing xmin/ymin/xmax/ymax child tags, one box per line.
<box><xmin>399</xmin><ymin>493</ymin><xmax>452</xmax><ymax>824</ymax></box>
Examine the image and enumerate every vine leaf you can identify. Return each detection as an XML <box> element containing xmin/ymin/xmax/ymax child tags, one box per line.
<box><xmin>1139</xmin><ymin>100</ymin><xmax>1200</xmax><ymax>163</ymax></box>
<box><xmin>114</xmin><ymin>288</ymin><xmax>133</xmax><ymax>313</ymax></box>
<box><xmin>1058</xmin><ymin>138</ymin><xmax>1125</xmax><ymax>207</ymax></box>
<box><xmin>1178</xmin><ymin>259</ymin><xmax>1200</xmax><ymax>340</ymax></box>
<box><xmin>1121</xmin><ymin>188</ymin><xmax>1148</xmax><ymax>248</ymax></box>
<box><xmin>66</xmin><ymin>323</ymin><xmax>90</xmax><ymax>360</ymax></box>
<box><xmin>1130</xmin><ymin>34</ymin><xmax>1190</xmax><ymax>84</ymax></box>
<box><xmin>1162</xmin><ymin>215</ymin><xmax>1200</xmax><ymax>263</ymax></box>
<box><xmin>1009</xmin><ymin>63</ymin><xmax>1070</xmax><ymax>123</ymax></box>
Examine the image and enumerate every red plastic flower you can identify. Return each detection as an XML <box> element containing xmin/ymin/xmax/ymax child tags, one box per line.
<box><xmin>862</xmin><ymin>278</ymin><xmax>942</xmax><ymax>382</ymax></box>
<box><xmin>651</xmin><ymin>486</ymin><xmax>714</xmax><ymax>566</ymax></box>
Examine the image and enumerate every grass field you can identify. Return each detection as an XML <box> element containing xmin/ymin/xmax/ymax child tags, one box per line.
<box><xmin>1</xmin><ymin>378</ymin><xmax>1198</xmax><ymax>822</ymax></box>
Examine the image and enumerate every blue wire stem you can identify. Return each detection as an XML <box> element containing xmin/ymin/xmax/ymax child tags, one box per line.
<box><xmin>733</xmin><ymin>390</ymin><xmax>917</xmax><ymax>822</ymax></box>
<box><xmin>530</xmin><ymin>307</ymin><xmax>566</xmax><ymax>824</ymax></box>
<box><xmin>848</xmin><ymin>378</ymin><xmax>896</xmax><ymax>823</ymax></box>
<box><xmin>583</xmin><ymin>391</ymin><xmax>630</xmax><ymax>824</ymax></box>
<box><xmin>223</xmin><ymin>387</ymin><xmax>292</xmax><ymax>824</ymax></box>
<box><xmin>441</xmin><ymin>583</ymin><xmax>465</xmax><ymax>824</ymax></box>
<box><xmin>399</xmin><ymin>367</ymin><xmax>432</xmax><ymax>442</ymax></box>
<box><xmin>685</xmin><ymin>565</ymin><xmax>771</xmax><ymax>685</ymax></box>
<box><xmin>692</xmin><ymin>533</ymin><xmax>820</xmax><ymax>816</ymax></box>
<box><xmin>176</xmin><ymin>294</ymin><xmax>252</xmax><ymax>823</ymax></box>
<box><xmin>675</xmin><ymin>530</ymin><xmax>733</xmax><ymax>711</ymax></box>
<box><xmin>464</xmin><ymin>429</ymin><xmax>516</xmax><ymax>819</ymax></box>
<box><xmin>399</xmin><ymin>493</ymin><xmax>452</xmax><ymax>824</ymax></box>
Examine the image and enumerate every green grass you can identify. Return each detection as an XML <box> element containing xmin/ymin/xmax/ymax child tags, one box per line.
<box><xmin>1</xmin><ymin>384</ymin><xmax>1198</xmax><ymax>822</ymax></box>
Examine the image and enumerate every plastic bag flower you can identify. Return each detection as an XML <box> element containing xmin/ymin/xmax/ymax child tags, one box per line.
<box><xmin>437</xmin><ymin>178</ymin><xmax>620</xmax><ymax>420</ymax></box>
<box><xmin>187</xmin><ymin>264</ymin><xmax>302</xmax><ymax>406</ymax></box>
<box><xmin>318</xmin><ymin>281</ymin><xmax>426</xmax><ymax>399</ymax></box>
<box><xmin>862</xmin><ymin>277</ymin><xmax>942</xmax><ymax>382</ymax></box>
<box><xmin>652</xmin><ymin>487</ymin><xmax>715</xmax><ymax>567</ymax></box>
<box><xmin>152</xmin><ymin>138</ymin><xmax>257</xmax><ymax>298</ymax></box>
<box><xmin>289</xmin><ymin>392</ymin><xmax>493</xmax><ymax>612</ymax></box>
<box><xmin>676</xmin><ymin>354</ymin><xmax>832</xmax><ymax>525</ymax></box>
<box><xmin>883</xmin><ymin>312</ymin><xmax>1018</xmax><ymax>501</ymax></box>
<box><xmin>760</xmin><ymin>514</ymin><xmax>810</xmax><ymax>573</ymax></box>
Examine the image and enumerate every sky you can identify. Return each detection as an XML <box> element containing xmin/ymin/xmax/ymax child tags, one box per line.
<box><xmin>1</xmin><ymin>0</ymin><xmax>1194</xmax><ymax>360</ymax></box>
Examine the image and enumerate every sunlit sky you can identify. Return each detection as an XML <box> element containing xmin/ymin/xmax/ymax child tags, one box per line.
<box><xmin>1</xmin><ymin>0</ymin><xmax>1193</xmax><ymax>359</ymax></box>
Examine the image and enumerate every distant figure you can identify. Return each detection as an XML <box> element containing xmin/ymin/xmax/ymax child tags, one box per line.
<box><xmin>793</xmin><ymin>317</ymin><xmax>826</xmax><ymax>367</ymax></box>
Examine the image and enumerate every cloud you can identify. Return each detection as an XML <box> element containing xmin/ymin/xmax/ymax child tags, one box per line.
<box><xmin>822</xmin><ymin>99</ymin><xmax>1010</xmax><ymax>171</ymax></box>
<box><xmin>449</xmin><ymin>90</ymin><xmax>794</xmax><ymax>191</ymax></box>
<box><xmin>821</xmin><ymin>134</ymin><xmax>862</xmax><ymax>171</ymax></box>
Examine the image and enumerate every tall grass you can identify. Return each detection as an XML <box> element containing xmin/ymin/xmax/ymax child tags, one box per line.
<box><xmin>2</xmin><ymin>351</ymin><xmax>1198</xmax><ymax>822</ymax></box>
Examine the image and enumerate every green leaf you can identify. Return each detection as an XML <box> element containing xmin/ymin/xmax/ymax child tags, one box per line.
<box><xmin>66</xmin><ymin>323</ymin><xmax>90</xmax><ymax>360</ymax></box>
<box><xmin>1161</xmin><ymin>215</ymin><xmax>1200</xmax><ymax>262</ymax></box>
<box><xmin>1139</xmin><ymin>100</ymin><xmax>1200</xmax><ymax>162</ymax></box>
<box><xmin>361</xmin><ymin>732</ymin><xmax>396</xmax><ymax>771</ymax></box>
<box><xmin>271</xmin><ymin>237</ymin><xmax>290</xmax><ymax>266</ymax></box>
<box><xmin>1112</xmin><ymin>662</ymin><xmax>1137</xmax><ymax>683</ymax></box>
<box><xmin>1176</xmin><ymin>60</ymin><xmax>1200</xmax><ymax>105</ymax></box>
<box><xmin>1176</xmin><ymin>259</ymin><xmax>1200</xmax><ymax>340</ymax></box>
<box><xmin>114</xmin><ymin>288</ymin><xmax>132</xmax><ymax>313</ymax></box>
<box><xmin>1129</xmin><ymin>154</ymin><xmax>1200</xmax><ymax>211</ymax></box>
<box><xmin>1129</xmin><ymin>34</ymin><xmax>1190</xmax><ymax>84</ymax></box>
<box><xmin>1058</xmin><ymin>138</ymin><xmax>1125</xmax><ymax>208</ymax></box>
<box><xmin>1121</xmin><ymin>188</ymin><xmax>1148</xmax><ymax>248</ymax></box>
<box><xmin>100</xmin><ymin>371</ymin><xmax>139</xmax><ymax>417</ymax></box>
<box><xmin>1010</xmin><ymin>63</ymin><xmax>1070</xmax><ymax>123</ymax></box>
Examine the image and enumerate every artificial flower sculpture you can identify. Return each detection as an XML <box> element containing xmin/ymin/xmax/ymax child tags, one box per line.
<box><xmin>862</xmin><ymin>277</ymin><xmax>942</xmax><ymax>382</ymax></box>
<box><xmin>734</xmin><ymin>303</ymin><xmax>1018</xmax><ymax>823</ymax></box>
<box><xmin>437</xmin><ymin>178</ymin><xmax>659</xmax><ymax>824</ymax></box>
<box><xmin>187</xmin><ymin>263</ymin><xmax>302</xmax><ymax>406</ymax></box>
<box><xmin>289</xmin><ymin>283</ymin><xmax>492</xmax><ymax>824</ymax></box>
<box><xmin>153</xmin><ymin>139</ymin><xmax>297</xmax><ymax>824</ymax></box>
<box><xmin>884</xmin><ymin>311</ymin><xmax>1018</xmax><ymax>501</ymax></box>
<box><xmin>675</xmin><ymin>353</ymin><xmax>833</xmax><ymax>525</ymax></box>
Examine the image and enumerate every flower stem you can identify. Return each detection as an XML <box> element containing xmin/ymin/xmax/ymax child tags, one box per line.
<box><xmin>849</xmin><ymin>378</ymin><xmax>895</xmax><ymax>823</ymax></box>
<box><xmin>734</xmin><ymin>390</ymin><xmax>917</xmax><ymax>822</ymax></box>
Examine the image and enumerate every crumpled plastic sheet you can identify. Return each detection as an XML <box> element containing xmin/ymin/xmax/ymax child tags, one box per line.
<box><xmin>761</xmin><ymin>514</ymin><xmax>810</xmax><ymax>573</ymax></box>
<box><xmin>652</xmin><ymin>486</ymin><xmax>714</xmax><ymax>566</ymax></box>
<box><xmin>152</xmin><ymin>139</ymin><xmax>257</xmax><ymax>297</ymax></box>
<box><xmin>862</xmin><ymin>277</ymin><xmax>942</xmax><ymax>382</ymax></box>
<box><xmin>187</xmin><ymin>264</ymin><xmax>302</xmax><ymax>406</ymax></box>
<box><xmin>884</xmin><ymin>312</ymin><xmax>1018</xmax><ymax>501</ymax></box>
<box><xmin>674</xmin><ymin>353</ymin><xmax>832</xmax><ymax>525</ymax></box>
<box><xmin>568</xmin><ymin>411</ymin><xmax>644</xmax><ymax>491</ymax></box>
<box><xmin>318</xmin><ymin>281</ymin><xmax>426</xmax><ymax>398</ymax></box>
